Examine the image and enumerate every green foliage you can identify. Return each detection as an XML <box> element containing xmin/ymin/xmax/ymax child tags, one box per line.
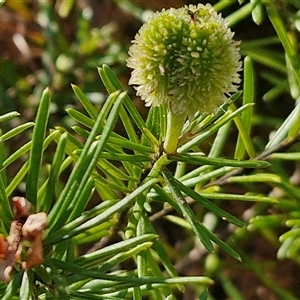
<box><xmin>1</xmin><ymin>0</ymin><xmax>300</xmax><ymax>299</ymax></box>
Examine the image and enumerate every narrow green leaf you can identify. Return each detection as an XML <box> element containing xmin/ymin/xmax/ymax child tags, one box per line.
<box><xmin>70</xmin><ymin>291</ymin><xmax>128</xmax><ymax>299</ymax></box>
<box><xmin>119</xmin><ymin>104</ymin><xmax>139</xmax><ymax>143</ymax></box>
<box><xmin>145</xmin><ymin>106</ymin><xmax>165</xmax><ymax>143</ymax></box>
<box><xmin>72</xmin><ymin>84</ymin><xmax>99</xmax><ymax>120</ymax></box>
<box><xmin>162</xmin><ymin>169</ymin><xmax>214</xmax><ymax>252</ymax></box>
<box><xmin>60</xmin><ymin>128</ymin><xmax>84</xmax><ymax>156</ymax></box>
<box><xmin>133</xmin><ymin>286</ymin><xmax>142</xmax><ymax>300</ymax></box>
<box><xmin>0</xmin><ymin>111</ymin><xmax>20</xmax><ymax>123</ymax></box>
<box><xmin>182</xmin><ymin>166</ymin><xmax>234</xmax><ymax>188</ymax></box>
<box><xmin>179</xmin><ymin>103</ymin><xmax>253</xmax><ymax>153</ymax></box>
<box><xmin>6</xmin><ymin>162</ymin><xmax>28</xmax><ymax>198</ymax></box>
<box><xmin>219</xmin><ymin>273</ymin><xmax>244</xmax><ymax>300</ymax></box>
<box><xmin>71</xmin><ymin>125</ymin><xmax>91</xmax><ymax>140</ymax></box>
<box><xmin>140</xmin><ymin>127</ymin><xmax>161</xmax><ymax>150</ymax></box>
<box><xmin>72</xmin><ymin>125</ymin><xmax>155</xmax><ymax>155</ymax></box>
<box><xmin>164</xmin><ymin>215</ymin><xmax>191</xmax><ymax>230</ymax></box>
<box><xmin>214</xmin><ymin>0</ymin><xmax>236</xmax><ymax>12</ymax></box>
<box><xmin>266</xmin><ymin>102</ymin><xmax>300</xmax><ymax>149</ymax></box>
<box><xmin>241</xmin><ymin>36</ymin><xmax>280</xmax><ymax>49</ymax></box>
<box><xmin>0</xmin><ymin>122</ymin><xmax>34</xmax><ymax>142</ymax></box>
<box><xmin>66</xmin><ymin>108</ymin><xmax>95</xmax><ymax>129</ymax></box>
<box><xmin>170</xmin><ymin>153</ymin><xmax>269</xmax><ymax>168</ymax></box>
<box><xmin>199</xmin><ymin>288</ymin><xmax>209</xmax><ymax>300</ymax></box>
<box><xmin>152</xmin><ymin>239</ymin><xmax>179</xmax><ymax>279</ymax></box>
<box><xmin>267</xmin><ymin>5</ymin><xmax>300</xmax><ymax>86</ymax></box>
<box><xmin>226</xmin><ymin>2</ymin><xmax>252</xmax><ymax>27</ymax></box>
<box><xmin>151</xmin><ymin>184</ymin><xmax>180</xmax><ymax>215</ymax></box>
<box><xmin>280</xmin><ymin>228</ymin><xmax>300</xmax><ymax>241</ymax></box>
<box><xmin>26</xmin><ymin>88</ymin><xmax>51</xmax><ymax>206</ymax></box>
<box><xmin>112</xmin><ymin>155</ymin><xmax>142</xmax><ymax>188</ymax></box>
<box><xmin>286</xmin><ymin>52</ymin><xmax>300</xmax><ymax>100</ymax></box>
<box><xmin>75</xmin><ymin>234</ymin><xmax>157</xmax><ymax>267</ymax></box>
<box><xmin>277</xmin><ymin>238</ymin><xmax>294</xmax><ymax>260</ymax></box>
<box><xmin>98</xmin><ymin>66</ymin><xmax>115</xmax><ymax>94</ymax></box>
<box><xmin>65</xmin><ymin>91</ymin><xmax>126</xmax><ymax>223</ymax></box>
<box><xmin>170</xmin><ymin>177</ymin><xmax>244</xmax><ymax>227</ymax></box>
<box><xmin>70</xmin><ymin>177</ymin><xmax>156</xmax><ymax>238</ymax></box>
<box><xmin>2</xmin><ymin>271</ymin><xmax>22</xmax><ymax>300</ymax></box>
<box><xmin>99</xmin><ymin>65</ymin><xmax>146</xmax><ymax>132</ymax></box>
<box><xmin>209</xmin><ymin>121</ymin><xmax>231</xmax><ymax>159</ymax></box>
<box><xmin>228</xmin><ymin>173</ymin><xmax>281</xmax><ymax>183</ymax></box>
<box><xmin>96</xmin><ymin>158</ymin><xmax>138</xmax><ymax>182</ymax></box>
<box><xmin>108</xmin><ymin>136</ymin><xmax>155</xmax><ymax>154</ymax></box>
<box><xmin>38</xmin><ymin>132</ymin><xmax>67</xmax><ymax>212</ymax></box>
<box><xmin>163</xmin><ymin>169</ymin><xmax>241</xmax><ymax>260</ymax></box>
<box><xmin>288</xmin><ymin>106</ymin><xmax>300</xmax><ymax>140</ymax></box>
<box><xmin>234</xmin><ymin>56</ymin><xmax>255</xmax><ymax>159</ymax></box>
<box><xmin>49</xmin><ymin>258</ymin><xmax>213</xmax><ymax>286</ymax></box>
<box><xmin>34</xmin><ymin>266</ymin><xmax>52</xmax><ymax>285</ymax></box>
<box><xmin>265</xmin><ymin>86</ymin><xmax>287</xmax><ymax>105</ymax></box>
<box><xmin>232</xmin><ymin>111</ymin><xmax>255</xmax><ymax>159</ymax></box>
<box><xmin>159</xmin><ymin>105</ymin><xmax>167</xmax><ymax>143</ymax></box>
<box><xmin>134</xmin><ymin>197</ymin><xmax>149</xmax><ymax>278</ymax></box>
<box><xmin>199</xmin><ymin>192</ymin><xmax>278</xmax><ymax>203</ymax></box>
<box><xmin>6</xmin><ymin>131</ymin><xmax>60</xmax><ymax>198</ymax></box>
<box><xmin>67</xmin><ymin>177</ymin><xmax>95</xmax><ymax>222</ymax></box>
<box><xmin>97</xmin><ymin>242</ymin><xmax>154</xmax><ymax>273</ymax></box>
<box><xmin>228</xmin><ymin>173</ymin><xmax>300</xmax><ymax>203</ymax></box>
<box><xmin>92</xmin><ymin>172</ymin><xmax>130</xmax><ymax>193</ymax></box>
<box><xmin>263</xmin><ymin>82</ymin><xmax>287</xmax><ymax>102</ymax></box>
<box><xmin>205</xmin><ymin>228</ymin><xmax>241</xmax><ymax>261</ymax></box>
<box><xmin>19</xmin><ymin>271</ymin><xmax>30</xmax><ymax>300</ymax></box>
<box><xmin>271</xmin><ymin>152</ymin><xmax>300</xmax><ymax>160</ymax></box>
<box><xmin>251</xmin><ymin>0</ymin><xmax>264</xmax><ymax>25</ymax></box>
<box><xmin>174</xmin><ymin>161</ymin><xmax>187</xmax><ymax>179</ymax></box>
<box><xmin>48</xmin><ymin>91</ymin><xmax>123</xmax><ymax>232</ymax></box>
<box><xmin>286</xmin><ymin>219</ymin><xmax>300</xmax><ymax>227</ymax></box>
<box><xmin>98</xmin><ymin>152</ymin><xmax>152</xmax><ymax>163</ymax></box>
<box><xmin>95</xmin><ymin>181</ymin><xmax>119</xmax><ymax>200</ymax></box>
<box><xmin>73</xmin><ymin>219</ymin><xmax>114</xmax><ymax>245</ymax></box>
<box><xmin>1</xmin><ymin>141</ymin><xmax>32</xmax><ymax>170</ymax></box>
<box><xmin>46</xmin><ymin>178</ymin><xmax>158</xmax><ymax>244</ymax></box>
<box><xmin>248</xmin><ymin>215</ymin><xmax>283</xmax><ymax>230</ymax></box>
<box><xmin>178</xmin><ymin>164</ymin><xmax>211</xmax><ymax>182</ymax></box>
<box><xmin>240</xmin><ymin>48</ymin><xmax>286</xmax><ymax>73</ymax></box>
<box><xmin>0</xmin><ymin>173</ymin><xmax>13</xmax><ymax>229</ymax></box>
<box><xmin>114</xmin><ymin>0</ymin><xmax>145</xmax><ymax>22</ymax></box>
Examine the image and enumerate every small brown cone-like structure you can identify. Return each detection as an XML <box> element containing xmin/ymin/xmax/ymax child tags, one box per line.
<box><xmin>0</xmin><ymin>197</ymin><xmax>47</xmax><ymax>282</ymax></box>
<box><xmin>22</xmin><ymin>212</ymin><xmax>47</xmax><ymax>270</ymax></box>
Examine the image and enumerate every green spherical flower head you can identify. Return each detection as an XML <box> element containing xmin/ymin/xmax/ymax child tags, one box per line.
<box><xmin>127</xmin><ymin>3</ymin><xmax>242</xmax><ymax>118</ymax></box>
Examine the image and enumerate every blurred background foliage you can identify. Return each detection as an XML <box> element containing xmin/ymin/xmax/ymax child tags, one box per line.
<box><xmin>1</xmin><ymin>0</ymin><xmax>300</xmax><ymax>299</ymax></box>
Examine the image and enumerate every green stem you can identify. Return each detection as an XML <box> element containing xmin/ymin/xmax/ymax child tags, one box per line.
<box><xmin>163</xmin><ymin>110</ymin><xmax>187</xmax><ymax>154</ymax></box>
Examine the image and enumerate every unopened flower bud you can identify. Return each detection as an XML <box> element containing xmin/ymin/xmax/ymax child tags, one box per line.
<box><xmin>127</xmin><ymin>4</ymin><xmax>242</xmax><ymax>153</ymax></box>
